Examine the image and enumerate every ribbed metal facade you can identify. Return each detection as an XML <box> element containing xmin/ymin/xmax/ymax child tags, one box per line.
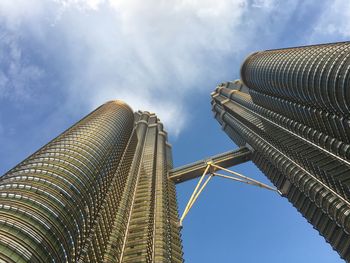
<box><xmin>212</xmin><ymin>42</ymin><xmax>350</xmax><ymax>262</ymax></box>
<box><xmin>241</xmin><ymin>42</ymin><xmax>350</xmax><ymax>144</ymax></box>
<box><xmin>116</xmin><ymin>111</ymin><xmax>183</xmax><ymax>263</ymax></box>
<box><xmin>0</xmin><ymin>101</ymin><xmax>183</xmax><ymax>263</ymax></box>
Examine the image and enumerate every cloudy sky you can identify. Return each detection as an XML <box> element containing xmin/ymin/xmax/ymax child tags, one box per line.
<box><xmin>0</xmin><ymin>0</ymin><xmax>349</xmax><ymax>262</ymax></box>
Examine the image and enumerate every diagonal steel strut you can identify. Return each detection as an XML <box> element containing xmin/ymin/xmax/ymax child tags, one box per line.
<box><xmin>178</xmin><ymin>160</ymin><xmax>280</xmax><ymax>226</ymax></box>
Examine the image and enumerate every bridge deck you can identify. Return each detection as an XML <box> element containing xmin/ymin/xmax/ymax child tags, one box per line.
<box><xmin>169</xmin><ymin>147</ymin><xmax>251</xmax><ymax>184</ymax></box>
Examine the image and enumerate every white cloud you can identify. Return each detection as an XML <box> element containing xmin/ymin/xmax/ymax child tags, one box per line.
<box><xmin>309</xmin><ymin>0</ymin><xmax>350</xmax><ymax>40</ymax></box>
<box><xmin>56</xmin><ymin>0</ymin><xmax>105</xmax><ymax>10</ymax></box>
<box><xmin>0</xmin><ymin>30</ymin><xmax>44</xmax><ymax>99</ymax></box>
<box><xmin>0</xmin><ymin>0</ymin><xmax>308</xmax><ymax>136</ymax></box>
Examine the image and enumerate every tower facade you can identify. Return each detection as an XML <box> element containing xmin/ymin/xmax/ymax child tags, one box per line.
<box><xmin>212</xmin><ymin>42</ymin><xmax>350</xmax><ymax>261</ymax></box>
<box><xmin>0</xmin><ymin>101</ymin><xmax>183</xmax><ymax>263</ymax></box>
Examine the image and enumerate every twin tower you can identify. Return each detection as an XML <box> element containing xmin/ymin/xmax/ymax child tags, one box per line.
<box><xmin>1</xmin><ymin>42</ymin><xmax>350</xmax><ymax>262</ymax></box>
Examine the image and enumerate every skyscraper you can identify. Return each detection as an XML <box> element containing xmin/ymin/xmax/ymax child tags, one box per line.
<box><xmin>2</xmin><ymin>41</ymin><xmax>350</xmax><ymax>263</ymax></box>
<box><xmin>211</xmin><ymin>42</ymin><xmax>350</xmax><ymax>261</ymax></box>
<box><xmin>0</xmin><ymin>101</ymin><xmax>183</xmax><ymax>263</ymax></box>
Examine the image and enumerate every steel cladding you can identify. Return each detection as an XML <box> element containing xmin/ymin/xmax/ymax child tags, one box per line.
<box><xmin>0</xmin><ymin>101</ymin><xmax>183</xmax><ymax>263</ymax></box>
<box><xmin>212</xmin><ymin>42</ymin><xmax>350</xmax><ymax>262</ymax></box>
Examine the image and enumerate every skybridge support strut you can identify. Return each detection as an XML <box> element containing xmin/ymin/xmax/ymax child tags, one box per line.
<box><xmin>169</xmin><ymin>147</ymin><xmax>281</xmax><ymax>226</ymax></box>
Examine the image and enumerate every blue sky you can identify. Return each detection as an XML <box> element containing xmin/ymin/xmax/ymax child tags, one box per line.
<box><xmin>0</xmin><ymin>0</ymin><xmax>349</xmax><ymax>262</ymax></box>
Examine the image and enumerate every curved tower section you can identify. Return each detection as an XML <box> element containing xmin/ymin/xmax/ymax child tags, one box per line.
<box><xmin>240</xmin><ymin>42</ymin><xmax>350</xmax><ymax>143</ymax></box>
<box><xmin>212</xmin><ymin>42</ymin><xmax>350</xmax><ymax>261</ymax></box>
<box><xmin>0</xmin><ymin>101</ymin><xmax>183</xmax><ymax>263</ymax></box>
<box><xmin>0</xmin><ymin>100</ymin><xmax>136</xmax><ymax>262</ymax></box>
